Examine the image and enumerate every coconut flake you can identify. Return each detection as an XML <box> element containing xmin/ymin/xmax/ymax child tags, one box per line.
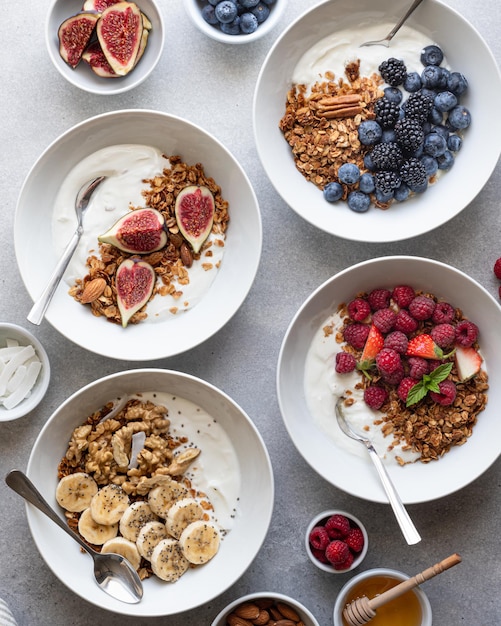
<box><xmin>0</xmin><ymin>339</ymin><xmax>43</xmax><ymax>410</ymax></box>
<box><xmin>2</xmin><ymin>361</ymin><xmax>42</xmax><ymax>410</ymax></box>
<box><xmin>6</xmin><ymin>364</ymin><xmax>27</xmax><ymax>393</ymax></box>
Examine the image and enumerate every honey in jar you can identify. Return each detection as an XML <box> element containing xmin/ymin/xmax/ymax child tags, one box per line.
<box><xmin>342</xmin><ymin>574</ymin><xmax>422</xmax><ymax>626</ymax></box>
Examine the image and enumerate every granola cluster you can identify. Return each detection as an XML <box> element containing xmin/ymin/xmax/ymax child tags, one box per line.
<box><xmin>69</xmin><ymin>156</ymin><xmax>229</xmax><ymax>324</ymax></box>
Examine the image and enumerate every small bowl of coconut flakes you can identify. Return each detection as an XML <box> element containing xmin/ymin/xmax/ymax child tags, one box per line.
<box><xmin>0</xmin><ymin>323</ymin><xmax>50</xmax><ymax>421</ymax></box>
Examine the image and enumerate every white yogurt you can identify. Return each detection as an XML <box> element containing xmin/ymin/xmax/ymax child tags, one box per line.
<box><xmin>52</xmin><ymin>145</ymin><xmax>225</xmax><ymax>321</ymax></box>
<box><xmin>304</xmin><ymin>311</ymin><xmax>420</xmax><ymax>465</ymax></box>
<box><xmin>292</xmin><ymin>23</ymin><xmax>439</xmax><ymax>86</ymax></box>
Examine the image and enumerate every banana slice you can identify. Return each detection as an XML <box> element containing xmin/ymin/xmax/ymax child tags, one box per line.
<box><xmin>55</xmin><ymin>473</ymin><xmax>98</xmax><ymax>513</ymax></box>
<box><xmin>136</xmin><ymin>521</ymin><xmax>168</xmax><ymax>560</ymax></box>
<box><xmin>78</xmin><ymin>508</ymin><xmax>118</xmax><ymax>545</ymax></box>
<box><xmin>179</xmin><ymin>520</ymin><xmax>221</xmax><ymax>565</ymax></box>
<box><xmin>90</xmin><ymin>484</ymin><xmax>130</xmax><ymax>525</ymax></box>
<box><xmin>101</xmin><ymin>537</ymin><xmax>141</xmax><ymax>571</ymax></box>
<box><xmin>119</xmin><ymin>500</ymin><xmax>158</xmax><ymax>542</ymax></box>
<box><xmin>147</xmin><ymin>478</ymin><xmax>188</xmax><ymax>518</ymax></box>
<box><xmin>165</xmin><ymin>497</ymin><xmax>204</xmax><ymax>539</ymax></box>
<box><xmin>150</xmin><ymin>538</ymin><xmax>189</xmax><ymax>582</ymax></box>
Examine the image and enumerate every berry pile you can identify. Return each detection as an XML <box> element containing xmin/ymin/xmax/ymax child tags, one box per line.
<box><xmin>198</xmin><ymin>0</ymin><xmax>275</xmax><ymax>36</ymax></box>
<box><xmin>323</xmin><ymin>44</ymin><xmax>471</xmax><ymax>211</ymax></box>
<box><xmin>308</xmin><ymin>513</ymin><xmax>365</xmax><ymax>571</ymax></box>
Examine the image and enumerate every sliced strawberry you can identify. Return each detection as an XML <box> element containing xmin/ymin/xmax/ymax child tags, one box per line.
<box><xmin>406</xmin><ymin>334</ymin><xmax>454</xmax><ymax>360</ymax></box>
<box><xmin>357</xmin><ymin>325</ymin><xmax>384</xmax><ymax>376</ymax></box>
<box><xmin>455</xmin><ymin>346</ymin><xmax>483</xmax><ymax>381</ymax></box>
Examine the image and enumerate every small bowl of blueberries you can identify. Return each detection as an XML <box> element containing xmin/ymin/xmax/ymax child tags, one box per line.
<box><xmin>184</xmin><ymin>0</ymin><xmax>286</xmax><ymax>43</ymax></box>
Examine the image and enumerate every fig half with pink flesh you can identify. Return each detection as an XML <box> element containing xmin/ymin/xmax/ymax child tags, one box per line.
<box><xmin>82</xmin><ymin>0</ymin><xmax>120</xmax><ymax>12</ymax></box>
<box><xmin>58</xmin><ymin>12</ymin><xmax>100</xmax><ymax>68</ymax></box>
<box><xmin>175</xmin><ymin>186</ymin><xmax>215</xmax><ymax>254</ymax></box>
<box><xmin>82</xmin><ymin>42</ymin><xmax>118</xmax><ymax>78</ymax></box>
<box><xmin>116</xmin><ymin>258</ymin><xmax>155</xmax><ymax>327</ymax></box>
<box><xmin>97</xmin><ymin>1</ymin><xmax>143</xmax><ymax>76</ymax></box>
<box><xmin>98</xmin><ymin>208</ymin><xmax>167</xmax><ymax>254</ymax></box>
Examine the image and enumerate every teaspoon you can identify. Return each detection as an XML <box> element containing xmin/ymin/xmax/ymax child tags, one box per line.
<box><xmin>360</xmin><ymin>0</ymin><xmax>426</xmax><ymax>47</ymax></box>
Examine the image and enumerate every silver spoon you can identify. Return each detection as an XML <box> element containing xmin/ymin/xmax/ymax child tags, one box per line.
<box><xmin>360</xmin><ymin>0</ymin><xmax>426</xmax><ymax>47</ymax></box>
<box><xmin>335</xmin><ymin>398</ymin><xmax>421</xmax><ymax>545</ymax></box>
<box><xmin>27</xmin><ymin>176</ymin><xmax>106</xmax><ymax>325</ymax></box>
<box><xmin>5</xmin><ymin>470</ymin><xmax>143</xmax><ymax>604</ymax></box>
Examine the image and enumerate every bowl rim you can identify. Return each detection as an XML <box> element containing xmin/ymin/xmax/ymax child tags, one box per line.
<box><xmin>0</xmin><ymin>322</ymin><xmax>50</xmax><ymax>422</ymax></box>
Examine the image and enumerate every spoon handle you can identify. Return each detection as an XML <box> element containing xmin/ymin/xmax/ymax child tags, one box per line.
<box><xmin>386</xmin><ymin>0</ymin><xmax>426</xmax><ymax>41</ymax></box>
<box><xmin>5</xmin><ymin>469</ymin><xmax>93</xmax><ymax>555</ymax></box>
<box><xmin>364</xmin><ymin>444</ymin><xmax>421</xmax><ymax>545</ymax></box>
<box><xmin>27</xmin><ymin>230</ymin><xmax>81</xmax><ymax>325</ymax></box>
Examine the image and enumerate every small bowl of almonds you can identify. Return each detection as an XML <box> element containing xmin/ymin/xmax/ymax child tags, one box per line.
<box><xmin>211</xmin><ymin>591</ymin><xmax>320</xmax><ymax>626</ymax></box>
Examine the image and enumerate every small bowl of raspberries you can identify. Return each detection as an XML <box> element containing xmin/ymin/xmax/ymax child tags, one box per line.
<box><xmin>305</xmin><ymin>510</ymin><xmax>368</xmax><ymax>573</ymax></box>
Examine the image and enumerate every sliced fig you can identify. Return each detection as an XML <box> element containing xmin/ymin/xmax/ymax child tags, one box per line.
<box><xmin>58</xmin><ymin>12</ymin><xmax>100</xmax><ymax>68</ymax></box>
<box><xmin>133</xmin><ymin>27</ymin><xmax>150</xmax><ymax>67</ymax></box>
<box><xmin>175</xmin><ymin>186</ymin><xmax>215</xmax><ymax>254</ymax></box>
<box><xmin>98</xmin><ymin>208</ymin><xmax>167</xmax><ymax>254</ymax></box>
<box><xmin>82</xmin><ymin>41</ymin><xmax>118</xmax><ymax>78</ymax></box>
<box><xmin>96</xmin><ymin>1</ymin><xmax>143</xmax><ymax>76</ymax></box>
<box><xmin>116</xmin><ymin>258</ymin><xmax>155</xmax><ymax>327</ymax></box>
<box><xmin>82</xmin><ymin>0</ymin><xmax>121</xmax><ymax>12</ymax></box>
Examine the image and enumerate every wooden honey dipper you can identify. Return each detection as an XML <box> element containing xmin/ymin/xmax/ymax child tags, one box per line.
<box><xmin>342</xmin><ymin>553</ymin><xmax>462</xmax><ymax>626</ymax></box>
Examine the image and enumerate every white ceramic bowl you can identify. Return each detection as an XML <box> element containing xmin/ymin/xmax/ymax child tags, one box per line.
<box><xmin>0</xmin><ymin>323</ymin><xmax>50</xmax><ymax>422</ymax></box>
<box><xmin>277</xmin><ymin>255</ymin><xmax>501</xmax><ymax>504</ymax></box>
<box><xmin>14</xmin><ymin>109</ymin><xmax>262</xmax><ymax>360</ymax></box>
<box><xmin>46</xmin><ymin>0</ymin><xmax>164</xmax><ymax>94</ymax></box>
<box><xmin>211</xmin><ymin>591</ymin><xmax>320</xmax><ymax>626</ymax></box>
<box><xmin>185</xmin><ymin>0</ymin><xmax>286</xmax><ymax>44</ymax></box>
<box><xmin>305</xmin><ymin>510</ymin><xmax>368</xmax><ymax>574</ymax></box>
<box><xmin>25</xmin><ymin>368</ymin><xmax>274</xmax><ymax>616</ymax></box>
<box><xmin>333</xmin><ymin>568</ymin><xmax>432</xmax><ymax>626</ymax></box>
<box><xmin>254</xmin><ymin>0</ymin><xmax>501</xmax><ymax>242</ymax></box>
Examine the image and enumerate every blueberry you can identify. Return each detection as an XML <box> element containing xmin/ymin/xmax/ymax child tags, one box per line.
<box><xmin>432</xmin><ymin>124</ymin><xmax>450</xmax><ymax>140</ymax></box>
<box><xmin>434</xmin><ymin>91</ymin><xmax>457</xmax><ymax>112</ymax></box>
<box><xmin>420</xmin><ymin>87</ymin><xmax>437</xmax><ymax>102</ymax></box>
<box><xmin>359</xmin><ymin>173</ymin><xmax>375</xmax><ymax>194</ymax></box>
<box><xmin>375</xmin><ymin>189</ymin><xmax>394</xmax><ymax>203</ymax></box>
<box><xmin>215</xmin><ymin>1</ymin><xmax>238</xmax><ymax>23</ymax></box>
<box><xmin>240</xmin><ymin>0</ymin><xmax>259</xmax><ymax>6</ymax></box>
<box><xmin>437</xmin><ymin>150</ymin><xmax>455</xmax><ymax>170</ymax></box>
<box><xmin>411</xmin><ymin>180</ymin><xmax>429</xmax><ymax>193</ymax></box>
<box><xmin>221</xmin><ymin>16</ymin><xmax>241</xmax><ymax>33</ymax></box>
<box><xmin>347</xmin><ymin>191</ymin><xmax>371</xmax><ymax>212</ymax></box>
<box><xmin>208</xmin><ymin>0</ymin><xmax>219</xmax><ymax>5</ymax></box>
<box><xmin>420</xmin><ymin>45</ymin><xmax>444</xmax><ymax>66</ymax></box>
<box><xmin>394</xmin><ymin>183</ymin><xmax>410</xmax><ymax>202</ymax></box>
<box><xmin>384</xmin><ymin>87</ymin><xmax>403</xmax><ymax>104</ymax></box>
<box><xmin>447</xmin><ymin>134</ymin><xmax>462</xmax><ymax>152</ymax></box>
<box><xmin>404</xmin><ymin>72</ymin><xmax>422</xmax><ymax>92</ymax></box>
<box><xmin>261</xmin><ymin>0</ymin><xmax>276</xmax><ymax>4</ymax></box>
<box><xmin>337</xmin><ymin>163</ymin><xmax>361</xmax><ymax>185</ymax></box>
<box><xmin>358</xmin><ymin>120</ymin><xmax>383</xmax><ymax>146</ymax></box>
<box><xmin>428</xmin><ymin>107</ymin><xmax>444</xmax><ymax>125</ymax></box>
<box><xmin>423</xmin><ymin>133</ymin><xmax>447</xmax><ymax>157</ymax></box>
<box><xmin>448</xmin><ymin>105</ymin><xmax>471</xmax><ymax>130</ymax></box>
<box><xmin>382</xmin><ymin>129</ymin><xmax>396</xmax><ymax>143</ymax></box>
<box><xmin>364</xmin><ymin>153</ymin><xmax>376</xmax><ymax>171</ymax></box>
<box><xmin>202</xmin><ymin>4</ymin><xmax>218</xmax><ymax>24</ymax></box>
<box><xmin>240</xmin><ymin>12</ymin><xmax>258</xmax><ymax>32</ymax></box>
<box><xmin>420</xmin><ymin>154</ymin><xmax>439</xmax><ymax>177</ymax></box>
<box><xmin>447</xmin><ymin>72</ymin><xmax>468</xmax><ymax>97</ymax></box>
<box><xmin>323</xmin><ymin>182</ymin><xmax>343</xmax><ymax>203</ymax></box>
<box><xmin>421</xmin><ymin>65</ymin><xmax>448</xmax><ymax>90</ymax></box>
<box><xmin>251</xmin><ymin>2</ymin><xmax>270</xmax><ymax>22</ymax></box>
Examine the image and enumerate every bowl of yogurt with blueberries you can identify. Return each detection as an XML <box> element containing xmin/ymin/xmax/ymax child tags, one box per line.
<box><xmin>253</xmin><ymin>0</ymin><xmax>501</xmax><ymax>242</ymax></box>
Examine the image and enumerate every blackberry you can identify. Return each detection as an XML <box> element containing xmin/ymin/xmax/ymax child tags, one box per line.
<box><xmin>370</xmin><ymin>142</ymin><xmax>403</xmax><ymax>170</ymax></box>
<box><xmin>374</xmin><ymin>97</ymin><xmax>401</xmax><ymax>129</ymax></box>
<box><xmin>399</xmin><ymin>158</ymin><xmax>428</xmax><ymax>189</ymax></box>
<box><xmin>374</xmin><ymin>170</ymin><xmax>401</xmax><ymax>195</ymax></box>
<box><xmin>379</xmin><ymin>58</ymin><xmax>407</xmax><ymax>87</ymax></box>
<box><xmin>403</xmin><ymin>91</ymin><xmax>433</xmax><ymax>124</ymax></box>
<box><xmin>394</xmin><ymin>118</ymin><xmax>424</xmax><ymax>153</ymax></box>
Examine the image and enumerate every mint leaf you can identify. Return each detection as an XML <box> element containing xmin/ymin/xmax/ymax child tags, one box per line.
<box><xmin>430</xmin><ymin>362</ymin><xmax>453</xmax><ymax>383</ymax></box>
<box><xmin>405</xmin><ymin>362</ymin><xmax>454</xmax><ymax>407</ymax></box>
<box><xmin>406</xmin><ymin>381</ymin><xmax>428</xmax><ymax>406</ymax></box>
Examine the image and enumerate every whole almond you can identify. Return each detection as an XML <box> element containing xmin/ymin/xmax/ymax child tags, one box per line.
<box><xmin>180</xmin><ymin>241</ymin><xmax>193</xmax><ymax>267</ymax></box>
<box><xmin>253</xmin><ymin>610</ymin><xmax>270</xmax><ymax>625</ymax></box>
<box><xmin>80</xmin><ymin>277</ymin><xmax>107</xmax><ymax>304</ymax></box>
<box><xmin>227</xmin><ymin>613</ymin><xmax>253</xmax><ymax>626</ymax></box>
<box><xmin>276</xmin><ymin>603</ymin><xmax>301</xmax><ymax>622</ymax></box>
<box><xmin>272</xmin><ymin>621</ymin><xmax>297</xmax><ymax>626</ymax></box>
<box><xmin>235</xmin><ymin>603</ymin><xmax>260</xmax><ymax>620</ymax></box>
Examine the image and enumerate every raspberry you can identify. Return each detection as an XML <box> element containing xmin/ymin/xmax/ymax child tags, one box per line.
<box><xmin>408</xmin><ymin>295</ymin><xmax>436</xmax><ymax>320</ymax></box>
<box><xmin>347</xmin><ymin>297</ymin><xmax>371</xmax><ymax>322</ymax></box>
<box><xmin>345</xmin><ymin>528</ymin><xmax>365</xmax><ymax>553</ymax></box>
<box><xmin>335</xmin><ymin>352</ymin><xmax>357</xmax><ymax>373</ymax></box>
<box><xmin>363</xmin><ymin>386</ymin><xmax>388</xmax><ymax>410</ymax></box>
<box><xmin>334</xmin><ymin>551</ymin><xmax>354</xmax><ymax>571</ymax></box>
<box><xmin>367</xmin><ymin>288</ymin><xmax>391</xmax><ymax>311</ymax></box>
<box><xmin>371</xmin><ymin>142</ymin><xmax>403</xmax><ymax>169</ymax></box>
<box><xmin>392</xmin><ymin>285</ymin><xmax>415</xmax><ymax>308</ymax></box>
<box><xmin>376</xmin><ymin>348</ymin><xmax>401</xmax><ymax>375</ymax></box>
<box><xmin>343</xmin><ymin>323</ymin><xmax>370</xmax><ymax>350</ymax></box>
<box><xmin>397</xmin><ymin>377</ymin><xmax>419</xmax><ymax>402</ymax></box>
<box><xmin>429</xmin><ymin>380</ymin><xmax>457</xmax><ymax>406</ymax></box>
<box><xmin>309</xmin><ymin>526</ymin><xmax>330</xmax><ymax>551</ymax></box>
<box><xmin>381</xmin><ymin>363</ymin><xmax>405</xmax><ymax>385</ymax></box>
<box><xmin>431</xmin><ymin>323</ymin><xmax>456</xmax><ymax>348</ymax></box>
<box><xmin>374</xmin><ymin>98</ymin><xmax>401</xmax><ymax>129</ymax></box>
<box><xmin>325</xmin><ymin>514</ymin><xmax>351</xmax><ymax>538</ymax></box>
<box><xmin>325</xmin><ymin>540</ymin><xmax>350</xmax><ymax>565</ymax></box>
<box><xmin>394</xmin><ymin>309</ymin><xmax>419</xmax><ymax>334</ymax></box>
<box><xmin>432</xmin><ymin>301</ymin><xmax>455</xmax><ymax>324</ymax></box>
<box><xmin>407</xmin><ymin>356</ymin><xmax>429</xmax><ymax>379</ymax></box>
<box><xmin>372</xmin><ymin>308</ymin><xmax>397</xmax><ymax>333</ymax></box>
<box><xmin>384</xmin><ymin>331</ymin><xmax>408</xmax><ymax>354</ymax></box>
<box><xmin>494</xmin><ymin>257</ymin><xmax>501</xmax><ymax>280</ymax></box>
<box><xmin>379</xmin><ymin>58</ymin><xmax>407</xmax><ymax>86</ymax></box>
<box><xmin>310</xmin><ymin>547</ymin><xmax>329</xmax><ymax>564</ymax></box>
<box><xmin>455</xmin><ymin>320</ymin><xmax>478</xmax><ymax>347</ymax></box>
<box><xmin>428</xmin><ymin>359</ymin><xmax>442</xmax><ymax>372</ymax></box>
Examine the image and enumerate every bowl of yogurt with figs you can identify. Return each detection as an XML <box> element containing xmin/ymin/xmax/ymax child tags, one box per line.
<box><xmin>253</xmin><ymin>0</ymin><xmax>501</xmax><ymax>242</ymax></box>
<box><xmin>15</xmin><ymin>110</ymin><xmax>262</xmax><ymax>360</ymax></box>
<box><xmin>277</xmin><ymin>256</ymin><xmax>501</xmax><ymax>504</ymax></box>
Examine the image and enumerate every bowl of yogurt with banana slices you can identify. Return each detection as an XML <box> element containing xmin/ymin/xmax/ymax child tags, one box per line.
<box><xmin>25</xmin><ymin>368</ymin><xmax>274</xmax><ymax>616</ymax></box>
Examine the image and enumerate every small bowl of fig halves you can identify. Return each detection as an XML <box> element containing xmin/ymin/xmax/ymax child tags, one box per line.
<box><xmin>46</xmin><ymin>0</ymin><xmax>164</xmax><ymax>94</ymax></box>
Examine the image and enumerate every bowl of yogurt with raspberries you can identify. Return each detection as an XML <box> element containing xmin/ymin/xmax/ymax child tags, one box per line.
<box><xmin>254</xmin><ymin>0</ymin><xmax>501</xmax><ymax>242</ymax></box>
<box><xmin>277</xmin><ymin>256</ymin><xmax>501</xmax><ymax>504</ymax></box>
